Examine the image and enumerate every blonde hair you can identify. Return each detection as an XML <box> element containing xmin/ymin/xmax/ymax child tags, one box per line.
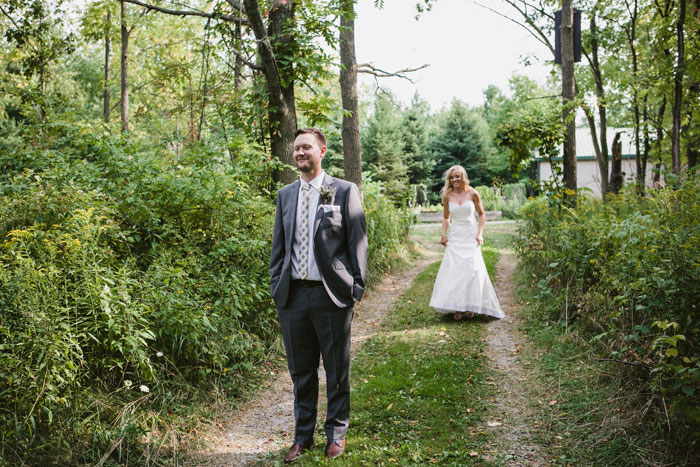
<box><xmin>440</xmin><ymin>165</ymin><xmax>470</xmax><ymax>203</ymax></box>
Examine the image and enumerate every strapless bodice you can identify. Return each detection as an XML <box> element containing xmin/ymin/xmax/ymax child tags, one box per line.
<box><xmin>449</xmin><ymin>200</ymin><xmax>476</xmax><ymax>225</ymax></box>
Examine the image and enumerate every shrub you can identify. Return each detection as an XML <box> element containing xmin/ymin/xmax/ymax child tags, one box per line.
<box><xmin>362</xmin><ymin>178</ymin><xmax>415</xmax><ymax>284</ymax></box>
<box><xmin>0</xmin><ymin>200</ymin><xmax>155</xmax><ymax>461</ymax></box>
<box><xmin>0</xmin><ymin>123</ymin><xmax>414</xmax><ymax>463</ymax></box>
<box><xmin>475</xmin><ymin>183</ymin><xmax>526</xmax><ymax>218</ymax></box>
<box><xmin>517</xmin><ymin>177</ymin><xmax>700</xmax><ymax>446</ymax></box>
<box><xmin>0</xmin><ymin>125</ymin><xmax>279</xmax><ymax>462</ymax></box>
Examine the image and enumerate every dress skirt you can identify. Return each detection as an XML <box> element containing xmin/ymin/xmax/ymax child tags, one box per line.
<box><xmin>429</xmin><ymin>201</ymin><xmax>504</xmax><ymax>319</ymax></box>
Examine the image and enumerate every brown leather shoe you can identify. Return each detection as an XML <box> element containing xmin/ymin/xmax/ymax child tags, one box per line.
<box><xmin>325</xmin><ymin>439</ymin><xmax>345</xmax><ymax>459</ymax></box>
<box><xmin>283</xmin><ymin>439</ymin><xmax>314</xmax><ymax>464</ymax></box>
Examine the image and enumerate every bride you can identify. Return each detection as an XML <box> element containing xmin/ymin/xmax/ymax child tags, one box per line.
<box><xmin>429</xmin><ymin>165</ymin><xmax>504</xmax><ymax>320</ymax></box>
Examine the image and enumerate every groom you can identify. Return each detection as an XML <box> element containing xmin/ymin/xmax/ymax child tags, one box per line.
<box><xmin>270</xmin><ymin>128</ymin><xmax>367</xmax><ymax>463</ymax></box>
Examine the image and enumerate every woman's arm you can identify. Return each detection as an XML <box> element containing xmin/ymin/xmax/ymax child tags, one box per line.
<box><xmin>441</xmin><ymin>197</ymin><xmax>450</xmax><ymax>246</ymax></box>
<box><xmin>472</xmin><ymin>190</ymin><xmax>485</xmax><ymax>246</ymax></box>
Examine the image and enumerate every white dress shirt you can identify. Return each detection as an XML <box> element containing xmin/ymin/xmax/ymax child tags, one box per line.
<box><xmin>291</xmin><ymin>171</ymin><xmax>325</xmax><ymax>280</ymax></box>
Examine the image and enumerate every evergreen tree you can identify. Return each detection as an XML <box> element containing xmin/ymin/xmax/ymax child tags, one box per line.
<box><xmin>401</xmin><ymin>93</ymin><xmax>434</xmax><ymax>187</ymax></box>
<box><xmin>362</xmin><ymin>91</ymin><xmax>408</xmax><ymax>201</ymax></box>
<box><xmin>428</xmin><ymin>100</ymin><xmax>488</xmax><ymax>198</ymax></box>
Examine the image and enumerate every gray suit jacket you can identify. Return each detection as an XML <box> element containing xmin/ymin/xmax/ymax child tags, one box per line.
<box><xmin>270</xmin><ymin>173</ymin><xmax>368</xmax><ymax>309</ymax></box>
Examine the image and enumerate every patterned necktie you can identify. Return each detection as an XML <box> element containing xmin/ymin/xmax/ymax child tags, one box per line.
<box><xmin>298</xmin><ymin>184</ymin><xmax>311</xmax><ymax>280</ymax></box>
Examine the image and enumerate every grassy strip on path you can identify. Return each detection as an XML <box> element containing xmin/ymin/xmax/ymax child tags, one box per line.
<box><xmin>261</xmin><ymin>226</ymin><xmax>504</xmax><ymax>466</ymax></box>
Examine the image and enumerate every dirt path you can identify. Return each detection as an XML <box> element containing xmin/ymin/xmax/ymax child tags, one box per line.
<box><xmin>193</xmin><ymin>223</ymin><xmax>546</xmax><ymax>466</ymax></box>
<box><xmin>193</xmin><ymin>234</ymin><xmax>442</xmax><ymax>466</ymax></box>
<box><xmin>483</xmin><ymin>246</ymin><xmax>548</xmax><ymax>466</ymax></box>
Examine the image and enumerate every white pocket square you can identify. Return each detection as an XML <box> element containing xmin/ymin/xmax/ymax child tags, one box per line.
<box><xmin>320</xmin><ymin>205</ymin><xmax>340</xmax><ymax>212</ymax></box>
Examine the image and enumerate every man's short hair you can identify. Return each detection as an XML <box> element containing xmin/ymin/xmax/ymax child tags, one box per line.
<box><xmin>295</xmin><ymin>128</ymin><xmax>327</xmax><ymax>147</ymax></box>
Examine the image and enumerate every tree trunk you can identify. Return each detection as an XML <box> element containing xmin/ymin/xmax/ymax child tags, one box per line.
<box><xmin>197</xmin><ymin>26</ymin><xmax>212</xmax><ymax>142</ymax></box>
<box><xmin>632</xmin><ymin>70</ymin><xmax>641</xmax><ymax>191</ymax></box>
<box><xmin>589</xmin><ymin>12</ymin><xmax>609</xmax><ymax>196</ymax></box>
<box><xmin>655</xmin><ymin>96</ymin><xmax>666</xmax><ymax>181</ymax></box>
<box><xmin>39</xmin><ymin>57</ymin><xmax>46</xmax><ymax>125</ymax></box>
<box><xmin>625</xmin><ymin>0</ymin><xmax>643</xmax><ymax>192</ymax></box>
<box><xmin>38</xmin><ymin>8</ymin><xmax>46</xmax><ymax>126</ymax></box>
<box><xmin>243</xmin><ymin>0</ymin><xmax>297</xmax><ymax>184</ymax></box>
<box><xmin>339</xmin><ymin>0</ymin><xmax>362</xmax><ymax>186</ymax></box>
<box><xmin>671</xmin><ymin>0</ymin><xmax>686</xmax><ymax>176</ymax></box>
<box><xmin>104</xmin><ymin>11</ymin><xmax>111</xmax><ymax>123</ymax></box>
<box><xmin>561</xmin><ymin>0</ymin><xmax>577</xmax><ymax>204</ymax></box>
<box><xmin>234</xmin><ymin>1</ymin><xmax>244</xmax><ymax>94</ymax></box>
<box><xmin>688</xmin><ymin>148</ymin><xmax>698</xmax><ymax>170</ymax></box>
<box><xmin>642</xmin><ymin>95</ymin><xmax>650</xmax><ymax>189</ymax></box>
<box><xmin>582</xmin><ymin>106</ymin><xmax>608</xmax><ymax>197</ymax></box>
<box><xmin>120</xmin><ymin>0</ymin><xmax>129</xmax><ymax>133</ymax></box>
<box><xmin>609</xmin><ymin>132</ymin><xmax>623</xmax><ymax>193</ymax></box>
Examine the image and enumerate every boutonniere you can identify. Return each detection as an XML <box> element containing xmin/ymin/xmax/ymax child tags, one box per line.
<box><xmin>319</xmin><ymin>186</ymin><xmax>336</xmax><ymax>204</ymax></box>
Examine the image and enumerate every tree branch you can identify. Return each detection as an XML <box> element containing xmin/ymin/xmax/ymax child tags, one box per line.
<box><xmin>216</xmin><ymin>22</ymin><xmax>262</xmax><ymax>71</ymax></box>
<box><xmin>123</xmin><ymin>0</ymin><xmax>248</xmax><ymax>24</ymax></box>
<box><xmin>473</xmin><ymin>0</ymin><xmax>554</xmax><ymax>55</ymax></box>
<box><xmin>0</xmin><ymin>4</ymin><xmax>40</xmax><ymax>54</ymax></box>
<box><xmin>230</xmin><ymin>46</ymin><xmax>262</xmax><ymax>71</ymax></box>
<box><xmin>523</xmin><ymin>94</ymin><xmax>560</xmax><ymax>101</ymax></box>
<box><xmin>357</xmin><ymin>63</ymin><xmax>429</xmax><ymax>83</ymax></box>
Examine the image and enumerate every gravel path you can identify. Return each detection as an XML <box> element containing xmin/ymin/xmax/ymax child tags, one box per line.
<box><xmin>483</xmin><ymin>248</ymin><xmax>549</xmax><ymax>466</ymax></box>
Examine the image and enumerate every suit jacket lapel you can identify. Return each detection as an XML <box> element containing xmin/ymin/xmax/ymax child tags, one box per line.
<box><xmin>284</xmin><ymin>180</ymin><xmax>300</xmax><ymax>251</ymax></box>
<box><xmin>314</xmin><ymin>174</ymin><xmax>335</xmax><ymax>236</ymax></box>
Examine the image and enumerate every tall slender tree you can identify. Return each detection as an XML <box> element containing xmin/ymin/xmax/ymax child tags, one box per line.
<box><xmin>339</xmin><ymin>0</ymin><xmax>362</xmax><ymax>186</ymax></box>
<box><xmin>104</xmin><ymin>11</ymin><xmax>111</xmax><ymax>123</ymax></box>
<box><xmin>120</xmin><ymin>0</ymin><xmax>129</xmax><ymax>132</ymax></box>
<box><xmin>581</xmin><ymin>9</ymin><xmax>609</xmax><ymax>195</ymax></box>
<box><xmin>671</xmin><ymin>0</ymin><xmax>687</xmax><ymax>176</ymax></box>
<box><xmin>561</xmin><ymin>0</ymin><xmax>577</xmax><ymax>203</ymax></box>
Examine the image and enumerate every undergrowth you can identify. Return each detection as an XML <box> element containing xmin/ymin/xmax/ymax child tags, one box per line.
<box><xmin>515</xmin><ymin>178</ymin><xmax>700</xmax><ymax>465</ymax></box>
<box><xmin>0</xmin><ymin>123</ymin><xmax>413</xmax><ymax>465</ymax></box>
<box><xmin>515</xmin><ymin>277</ymin><xmax>696</xmax><ymax>465</ymax></box>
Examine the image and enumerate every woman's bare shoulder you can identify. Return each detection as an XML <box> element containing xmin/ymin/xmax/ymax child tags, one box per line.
<box><xmin>467</xmin><ymin>187</ymin><xmax>481</xmax><ymax>199</ymax></box>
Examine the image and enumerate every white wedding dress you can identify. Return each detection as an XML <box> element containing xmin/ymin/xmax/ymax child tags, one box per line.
<box><xmin>429</xmin><ymin>200</ymin><xmax>504</xmax><ymax>319</ymax></box>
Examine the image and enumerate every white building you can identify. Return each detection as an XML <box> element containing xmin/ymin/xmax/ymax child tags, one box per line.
<box><xmin>536</xmin><ymin>127</ymin><xmax>658</xmax><ymax>198</ymax></box>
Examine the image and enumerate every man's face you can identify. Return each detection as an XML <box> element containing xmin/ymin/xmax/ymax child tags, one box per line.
<box><xmin>293</xmin><ymin>133</ymin><xmax>326</xmax><ymax>174</ymax></box>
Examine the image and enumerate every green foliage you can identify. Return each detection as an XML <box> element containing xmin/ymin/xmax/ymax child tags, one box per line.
<box><xmin>494</xmin><ymin>82</ymin><xmax>563</xmax><ymax>177</ymax></box>
<box><xmin>362</xmin><ymin>177</ymin><xmax>416</xmax><ymax>283</ymax></box>
<box><xmin>0</xmin><ymin>123</ymin><xmax>278</xmax><ymax>462</ymax></box>
<box><xmin>475</xmin><ymin>182</ymin><xmax>527</xmax><ymax>219</ymax></box>
<box><xmin>517</xmin><ymin>178</ymin><xmax>700</xmax><ymax>448</ymax></box>
<box><xmin>515</xmin><ymin>295</ymin><xmax>681</xmax><ymax>466</ymax></box>
<box><xmin>428</xmin><ymin>100</ymin><xmax>488</xmax><ymax>196</ymax></box>
<box><xmin>359</xmin><ymin>90</ymin><xmax>520</xmax><ymax>207</ymax></box>
<box><xmin>362</xmin><ymin>91</ymin><xmax>410</xmax><ymax>201</ymax></box>
<box><xmin>2</xmin><ymin>0</ymin><xmax>76</xmax><ymax>79</ymax></box>
<box><xmin>401</xmin><ymin>93</ymin><xmax>435</xmax><ymax>187</ymax></box>
<box><xmin>0</xmin><ymin>119</ymin><xmax>412</xmax><ymax>463</ymax></box>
